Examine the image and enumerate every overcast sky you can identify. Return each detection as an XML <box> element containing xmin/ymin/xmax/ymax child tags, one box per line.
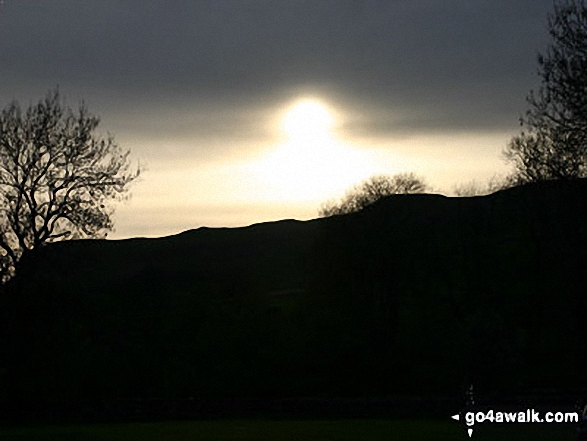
<box><xmin>0</xmin><ymin>0</ymin><xmax>555</xmax><ymax>238</ymax></box>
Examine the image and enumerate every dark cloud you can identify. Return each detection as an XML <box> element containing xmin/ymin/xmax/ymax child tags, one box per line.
<box><xmin>0</xmin><ymin>0</ymin><xmax>554</xmax><ymax>142</ymax></box>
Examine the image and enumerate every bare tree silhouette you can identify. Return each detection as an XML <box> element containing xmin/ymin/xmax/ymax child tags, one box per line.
<box><xmin>505</xmin><ymin>0</ymin><xmax>587</xmax><ymax>182</ymax></box>
<box><xmin>319</xmin><ymin>173</ymin><xmax>428</xmax><ymax>217</ymax></box>
<box><xmin>0</xmin><ymin>89</ymin><xmax>139</xmax><ymax>282</ymax></box>
<box><xmin>453</xmin><ymin>175</ymin><xmax>515</xmax><ymax>197</ymax></box>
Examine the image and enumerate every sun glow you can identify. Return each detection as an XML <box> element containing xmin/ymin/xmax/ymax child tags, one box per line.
<box><xmin>281</xmin><ymin>100</ymin><xmax>335</xmax><ymax>141</ymax></box>
<box><xmin>244</xmin><ymin>98</ymin><xmax>390</xmax><ymax>203</ymax></box>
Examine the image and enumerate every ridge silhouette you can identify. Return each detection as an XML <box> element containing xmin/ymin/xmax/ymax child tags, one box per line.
<box><xmin>1</xmin><ymin>179</ymin><xmax>586</xmax><ymax>421</ymax></box>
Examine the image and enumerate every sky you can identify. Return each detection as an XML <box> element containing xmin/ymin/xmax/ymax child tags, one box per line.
<box><xmin>0</xmin><ymin>0</ymin><xmax>556</xmax><ymax>238</ymax></box>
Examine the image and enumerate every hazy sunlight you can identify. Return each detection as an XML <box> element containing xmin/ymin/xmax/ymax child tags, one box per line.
<box><xmin>245</xmin><ymin>98</ymin><xmax>390</xmax><ymax>203</ymax></box>
<box><xmin>282</xmin><ymin>100</ymin><xmax>335</xmax><ymax>141</ymax></box>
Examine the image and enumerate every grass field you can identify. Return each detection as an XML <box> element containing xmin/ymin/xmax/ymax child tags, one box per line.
<box><xmin>0</xmin><ymin>419</ymin><xmax>576</xmax><ymax>440</ymax></box>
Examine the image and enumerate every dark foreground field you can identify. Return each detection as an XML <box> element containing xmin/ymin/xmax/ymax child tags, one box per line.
<box><xmin>0</xmin><ymin>419</ymin><xmax>576</xmax><ymax>440</ymax></box>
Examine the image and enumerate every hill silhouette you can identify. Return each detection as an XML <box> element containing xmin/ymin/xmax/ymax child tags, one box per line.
<box><xmin>1</xmin><ymin>179</ymin><xmax>586</xmax><ymax>421</ymax></box>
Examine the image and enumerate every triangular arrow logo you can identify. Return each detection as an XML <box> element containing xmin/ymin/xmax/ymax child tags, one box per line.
<box><xmin>451</xmin><ymin>414</ymin><xmax>460</xmax><ymax>421</ymax></box>
<box><xmin>468</xmin><ymin>428</ymin><xmax>473</xmax><ymax>437</ymax></box>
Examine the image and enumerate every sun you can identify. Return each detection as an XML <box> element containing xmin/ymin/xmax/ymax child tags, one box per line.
<box><xmin>281</xmin><ymin>100</ymin><xmax>335</xmax><ymax>140</ymax></box>
<box><xmin>239</xmin><ymin>98</ymin><xmax>389</xmax><ymax>204</ymax></box>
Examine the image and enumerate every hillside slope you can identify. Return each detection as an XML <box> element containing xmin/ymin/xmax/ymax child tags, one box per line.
<box><xmin>1</xmin><ymin>179</ymin><xmax>586</xmax><ymax>417</ymax></box>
